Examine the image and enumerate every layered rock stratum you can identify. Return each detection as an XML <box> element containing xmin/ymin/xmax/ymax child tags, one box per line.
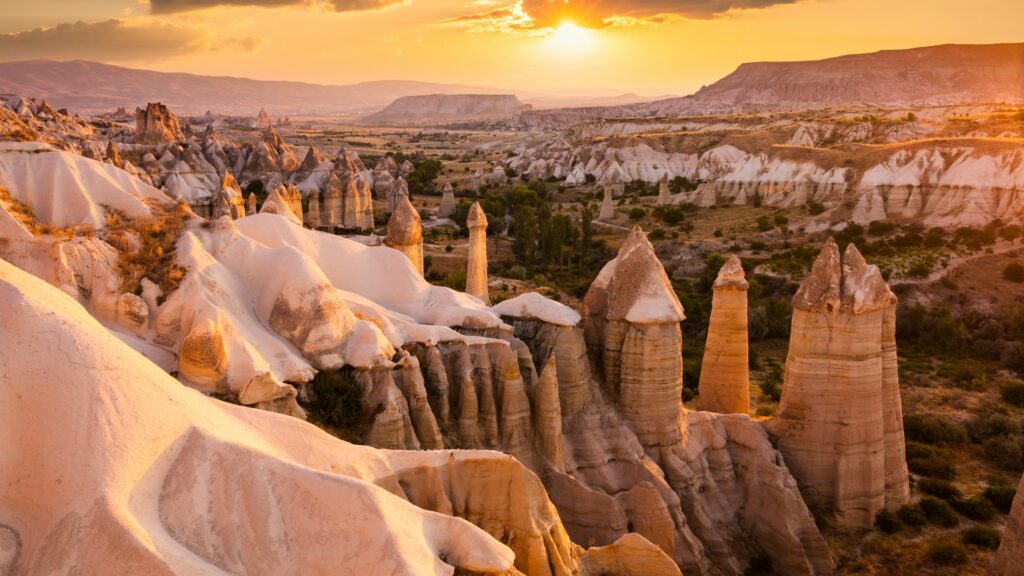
<box><xmin>991</xmin><ymin>474</ymin><xmax>1024</xmax><ymax>575</ymax></box>
<box><xmin>363</xmin><ymin>93</ymin><xmax>528</xmax><ymax>124</ymax></box>
<box><xmin>767</xmin><ymin>239</ymin><xmax>910</xmax><ymax>528</ymax></box>
<box><xmin>698</xmin><ymin>254</ymin><xmax>750</xmax><ymax>414</ymax></box>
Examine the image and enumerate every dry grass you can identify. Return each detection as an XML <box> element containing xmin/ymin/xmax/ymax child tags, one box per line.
<box><xmin>111</xmin><ymin>201</ymin><xmax>191</xmax><ymax>299</ymax></box>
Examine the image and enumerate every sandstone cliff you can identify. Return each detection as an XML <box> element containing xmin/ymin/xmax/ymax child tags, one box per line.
<box><xmin>134</xmin><ymin>102</ymin><xmax>183</xmax><ymax>145</ymax></box>
<box><xmin>991</xmin><ymin>473</ymin><xmax>1024</xmax><ymax>575</ymax></box>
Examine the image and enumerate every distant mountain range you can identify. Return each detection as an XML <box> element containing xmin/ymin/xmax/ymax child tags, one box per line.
<box><xmin>520</xmin><ymin>43</ymin><xmax>1024</xmax><ymax>123</ymax></box>
<box><xmin>361</xmin><ymin>94</ymin><xmax>529</xmax><ymax>124</ymax></box>
<box><xmin>0</xmin><ymin>60</ymin><xmax>512</xmax><ymax>116</ymax></box>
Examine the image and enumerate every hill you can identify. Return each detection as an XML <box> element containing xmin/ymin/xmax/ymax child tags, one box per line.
<box><xmin>361</xmin><ymin>93</ymin><xmax>529</xmax><ymax>124</ymax></box>
<box><xmin>0</xmin><ymin>60</ymin><xmax>510</xmax><ymax>116</ymax></box>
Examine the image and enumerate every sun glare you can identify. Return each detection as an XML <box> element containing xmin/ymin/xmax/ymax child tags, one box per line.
<box><xmin>547</xmin><ymin>21</ymin><xmax>593</xmax><ymax>54</ymax></box>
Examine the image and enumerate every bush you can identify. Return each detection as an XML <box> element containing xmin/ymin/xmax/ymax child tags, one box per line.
<box><xmin>904</xmin><ymin>414</ymin><xmax>969</xmax><ymax>444</ymax></box>
<box><xmin>906</xmin><ymin>442</ymin><xmax>957</xmax><ymax>479</ymax></box>
<box><xmin>983</xmin><ymin>483</ymin><xmax>1017</xmax><ymax>513</ymax></box>
<box><xmin>919</xmin><ymin>478</ymin><xmax>961</xmax><ymax>501</ymax></box>
<box><xmin>920</xmin><ymin>496</ymin><xmax>960</xmax><ymax>527</ymax></box>
<box><xmin>897</xmin><ymin>503</ymin><xmax>928</xmax><ymax>527</ymax></box>
<box><xmin>951</xmin><ymin>495</ymin><xmax>998</xmax><ymax>521</ymax></box>
<box><xmin>1000</xmin><ymin>380</ymin><xmax>1024</xmax><ymax>407</ymax></box>
<box><xmin>306</xmin><ymin>370</ymin><xmax>370</xmax><ymax>442</ymax></box>
<box><xmin>962</xmin><ymin>526</ymin><xmax>1002</xmax><ymax>550</ymax></box>
<box><xmin>969</xmin><ymin>414</ymin><xmax>1022</xmax><ymax>442</ymax></box>
<box><xmin>629</xmin><ymin>207</ymin><xmax>646</xmax><ymax>220</ymax></box>
<box><xmin>875</xmin><ymin>509</ymin><xmax>903</xmax><ymax>533</ymax></box>
<box><xmin>983</xmin><ymin>436</ymin><xmax>1024</xmax><ymax>471</ymax></box>
<box><xmin>648</xmin><ymin>228</ymin><xmax>666</xmax><ymax>241</ymax></box>
<box><xmin>756</xmin><ymin>215</ymin><xmax>772</xmax><ymax>232</ymax></box>
<box><xmin>758</xmin><ymin>363</ymin><xmax>783</xmax><ymax>401</ymax></box>
<box><xmin>807</xmin><ymin>201</ymin><xmax>826</xmax><ymax>215</ymax></box>
<box><xmin>1004</xmin><ymin>262</ymin><xmax>1024</xmax><ymax>282</ymax></box>
<box><xmin>926</xmin><ymin>540</ymin><xmax>968</xmax><ymax>565</ymax></box>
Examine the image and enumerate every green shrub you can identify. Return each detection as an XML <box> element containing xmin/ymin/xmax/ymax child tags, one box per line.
<box><xmin>874</xmin><ymin>509</ymin><xmax>903</xmax><ymax>533</ymax></box>
<box><xmin>919</xmin><ymin>478</ymin><xmax>961</xmax><ymax>501</ymax></box>
<box><xmin>1003</xmin><ymin>262</ymin><xmax>1024</xmax><ymax>282</ymax></box>
<box><xmin>897</xmin><ymin>503</ymin><xmax>928</xmax><ymax>527</ymax></box>
<box><xmin>758</xmin><ymin>364</ymin><xmax>783</xmax><ymax>401</ymax></box>
<box><xmin>906</xmin><ymin>442</ymin><xmax>957</xmax><ymax>479</ymax></box>
<box><xmin>807</xmin><ymin>201</ymin><xmax>826</xmax><ymax>215</ymax></box>
<box><xmin>926</xmin><ymin>540</ymin><xmax>968</xmax><ymax>565</ymax></box>
<box><xmin>962</xmin><ymin>526</ymin><xmax>1002</xmax><ymax>550</ymax></box>
<box><xmin>952</xmin><ymin>495</ymin><xmax>998</xmax><ymax>521</ymax></box>
<box><xmin>306</xmin><ymin>370</ymin><xmax>370</xmax><ymax>442</ymax></box>
<box><xmin>920</xmin><ymin>496</ymin><xmax>960</xmax><ymax>527</ymax></box>
<box><xmin>648</xmin><ymin>228</ymin><xmax>666</xmax><ymax>241</ymax></box>
<box><xmin>984</xmin><ymin>435</ymin><xmax>1024</xmax><ymax>471</ymax></box>
<box><xmin>904</xmin><ymin>414</ymin><xmax>969</xmax><ymax>444</ymax></box>
<box><xmin>629</xmin><ymin>207</ymin><xmax>646</xmax><ymax>220</ymax></box>
<box><xmin>756</xmin><ymin>215</ymin><xmax>772</xmax><ymax>232</ymax></box>
<box><xmin>983</xmin><ymin>483</ymin><xmax>1018</xmax><ymax>513</ymax></box>
<box><xmin>1000</xmin><ymin>380</ymin><xmax>1024</xmax><ymax>407</ymax></box>
<box><xmin>969</xmin><ymin>414</ymin><xmax>1022</xmax><ymax>442</ymax></box>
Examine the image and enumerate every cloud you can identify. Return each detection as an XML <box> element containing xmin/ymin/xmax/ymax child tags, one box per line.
<box><xmin>149</xmin><ymin>0</ymin><xmax>406</xmax><ymax>14</ymax></box>
<box><xmin>445</xmin><ymin>0</ymin><xmax>802</xmax><ymax>32</ymax></box>
<box><xmin>0</xmin><ymin>19</ymin><xmax>263</xmax><ymax>62</ymax></box>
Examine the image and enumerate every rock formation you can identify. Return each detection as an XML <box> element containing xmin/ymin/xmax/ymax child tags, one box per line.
<box><xmin>466</xmin><ymin>201</ymin><xmax>489</xmax><ymax>304</ymax></box>
<box><xmin>260</xmin><ymin>184</ymin><xmax>302</xmax><ymax>226</ymax></box>
<box><xmin>657</xmin><ymin>173</ymin><xmax>671</xmax><ymax>205</ymax></box>
<box><xmin>767</xmin><ymin>239</ymin><xmax>909</xmax><ymax>528</ymax></box>
<box><xmin>105</xmin><ymin>140</ymin><xmax>123</xmax><ymax>169</ymax></box>
<box><xmin>134</xmin><ymin>102</ymin><xmax>183</xmax><ymax>145</ymax></box>
<box><xmin>991</xmin><ymin>474</ymin><xmax>1024</xmax><ymax>575</ymax></box>
<box><xmin>472</xmin><ymin>169</ymin><xmax>483</xmax><ymax>192</ymax></box>
<box><xmin>363</xmin><ymin>94</ymin><xmax>527</xmax><ymax>124</ymax></box>
<box><xmin>490</xmin><ymin>165</ymin><xmax>508</xmax><ymax>186</ymax></box>
<box><xmin>385</xmin><ymin>194</ymin><xmax>424</xmax><ymax>276</ymax></box>
<box><xmin>390</xmin><ymin>176</ymin><xmax>409</xmax><ymax>213</ymax></box>
<box><xmin>247</xmin><ymin>192</ymin><xmax>257</xmax><ymax>216</ymax></box>
<box><xmin>439</xmin><ymin>182</ymin><xmax>456</xmax><ymax>218</ymax></box>
<box><xmin>599</xmin><ymin>184</ymin><xmax>615</xmax><ymax>220</ymax></box>
<box><xmin>214</xmin><ymin>171</ymin><xmax>246</xmax><ymax>220</ymax></box>
<box><xmin>697</xmin><ymin>255</ymin><xmax>749</xmax><ymax>414</ymax></box>
<box><xmin>256</xmin><ymin>106</ymin><xmax>272</xmax><ymax>129</ymax></box>
<box><xmin>1</xmin><ymin>257</ymin><xmax>685</xmax><ymax>576</ymax></box>
<box><xmin>283</xmin><ymin>183</ymin><xmax>303</xmax><ymax>221</ymax></box>
<box><xmin>323</xmin><ymin>172</ymin><xmax>342</xmax><ymax>226</ymax></box>
<box><xmin>306</xmin><ymin>189</ymin><xmax>321</xmax><ymax>227</ymax></box>
<box><xmin>583</xmin><ymin>225</ymin><xmax>686</xmax><ymax>448</ymax></box>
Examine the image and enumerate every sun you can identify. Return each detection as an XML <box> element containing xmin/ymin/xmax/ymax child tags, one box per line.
<box><xmin>547</xmin><ymin>21</ymin><xmax>594</xmax><ymax>54</ymax></box>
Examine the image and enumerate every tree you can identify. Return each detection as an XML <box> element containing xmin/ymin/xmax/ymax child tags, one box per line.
<box><xmin>1003</xmin><ymin>262</ymin><xmax>1024</xmax><ymax>283</ymax></box>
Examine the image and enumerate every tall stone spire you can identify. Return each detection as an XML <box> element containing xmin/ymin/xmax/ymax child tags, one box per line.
<box><xmin>466</xmin><ymin>201</ymin><xmax>489</xmax><ymax>304</ymax></box>
<box><xmin>323</xmin><ymin>172</ymin><xmax>342</xmax><ymax>227</ymax></box>
<box><xmin>992</xmin><ymin>475</ymin><xmax>1024</xmax><ymax>575</ymax></box>
<box><xmin>385</xmin><ymin>194</ymin><xmax>424</xmax><ymax>276</ymax></box>
<box><xmin>657</xmin><ymin>173</ymin><xmax>671</xmax><ymax>206</ymax></box>
<box><xmin>438</xmin><ymin>182</ymin><xmax>456</xmax><ymax>218</ymax></box>
<box><xmin>246</xmin><ymin>192</ymin><xmax>257</xmax><ymax>216</ymax></box>
<box><xmin>306</xmin><ymin>189</ymin><xmax>321</xmax><ymax>228</ymax></box>
<box><xmin>769</xmin><ymin>239</ymin><xmax>909</xmax><ymax>528</ymax></box>
<box><xmin>583</xmin><ymin>225</ymin><xmax>686</xmax><ymax>449</ymax></box>
<box><xmin>697</xmin><ymin>255</ymin><xmax>749</xmax><ymax>414</ymax></box>
<box><xmin>599</xmin><ymin>184</ymin><xmax>614</xmax><ymax>220</ymax></box>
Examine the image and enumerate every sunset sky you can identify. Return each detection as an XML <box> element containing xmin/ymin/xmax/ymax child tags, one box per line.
<box><xmin>1</xmin><ymin>0</ymin><xmax>1022</xmax><ymax>96</ymax></box>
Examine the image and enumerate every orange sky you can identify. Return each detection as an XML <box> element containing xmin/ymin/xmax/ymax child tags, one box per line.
<box><xmin>1</xmin><ymin>0</ymin><xmax>1022</xmax><ymax>96</ymax></box>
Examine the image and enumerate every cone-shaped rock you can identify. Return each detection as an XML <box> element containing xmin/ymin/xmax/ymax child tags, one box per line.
<box><xmin>214</xmin><ymin>171</ymin><xmax>245</xmax><ymax>220</ymax></box>
<box><xmin>260</xmin><ymin>185</ymin><xmax>302</xmax><ymax>226</ymax></box>
<box><xmin>385</xmin><ymin>195</ymin><xmax>424</xmax><ymax>276</ymax></box>
<box><xmin>698</xmin><ymin>255</ymin><xmax>749</xmax><ymax>414</ymax></box>
<box><xmin>256</xmin><ymin>107</ymin><xmax>272</xmax><ymax>129</ymax></box>
<box><xmin>770</xmin><ymin>239</ymin><xmax>908</xmax><ymax>528</ymax></box>
<box><xmin>583</xmin><ymin>225</ymin><xmax>685</xmax><ymax>449</ymax></box>
<box><xmin>992</xmin><ymin>474</ymin><xmax>1024</xmax><ymax>575</ymax></box>
<box><xmin>466</xmin><ymin>202</ymin><xmax>489</xmax><ymax>304</ymax></box>
<box><xmin>134</xmin><ymin>102</ymin><xmax>183</xmax><ymax>144</ymax></box>
<box><xmin>439</xmin><ymin>182</ymin><xmax>456</xmax><ymax>218</ymax></box>
<box><xmin>246</xmin><ymin>192</ymin><xmax>257</xmax><ymax>216</ymax></box>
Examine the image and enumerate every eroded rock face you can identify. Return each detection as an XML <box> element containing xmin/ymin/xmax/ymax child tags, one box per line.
<box><xmin>698</xmin><ymin>254</ymin><xmax>749</xmax><ymax>414</ymax></box>
<box><xmin>599</xmin><ymin>185</ymin><xmax>614</xmax><ymax>220</ymax></box>
<box><xmin>767</xmin><ymin>239</ymin><xmax>909</xmax><ymax>528</ymax></box>
<box><xmin>385</xmin><ymin>194</ymin><xmax>424</xmax><ymax>276</ymax></box>
<box><xmin>134</xmin><ymin>102</ymin><xmax>183</xmax><ymax>145</ymax></box>
<box><xmin>466</xmin><ymin>201</ymin><xmax>489</xmax><ymax>304</ymax></box>
<box><xmin>991</xmin><ymin>474</ymin><xmax>1024</xmax><ymax>576</ymax></box>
